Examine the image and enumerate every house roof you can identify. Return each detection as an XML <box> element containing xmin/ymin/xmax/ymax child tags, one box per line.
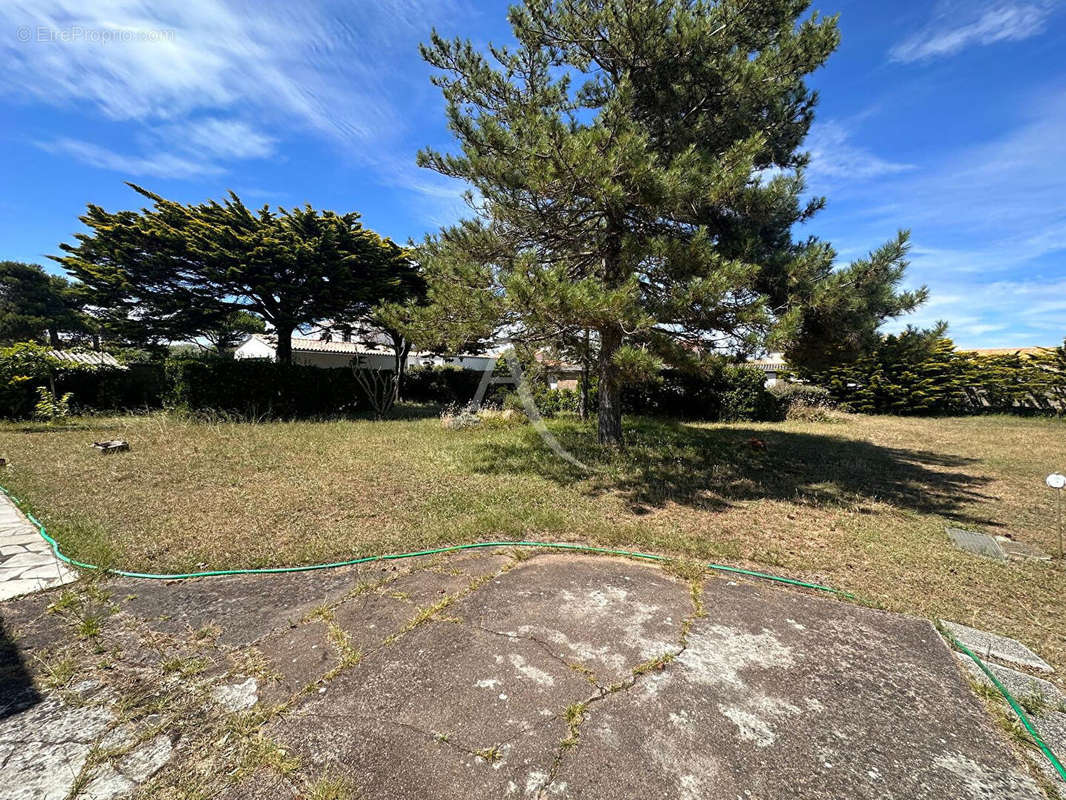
<box><xmin>960</xmin><ymin>347</ymin><xmax>1046</xmax><ymax>357</ymax></box>
<box><xmin>49</xmin><ymin>349</ymin><xmax>125</xmax><ymax>368</ymax></box>
<box><xmin>243</xmin><ymin>334</ymin><xmax>504</xmax><ymax>360</ymax></box>
<box><xmin>746</xmin><ymin>354</ymin><xmax>788</xmax><ymax>372</ymax></box>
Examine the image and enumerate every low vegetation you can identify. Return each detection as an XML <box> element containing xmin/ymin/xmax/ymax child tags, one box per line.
<box><xmin>1</xmin><ymin>411</ymin><xmax>1065</xmax><ymax>683</ymax></box>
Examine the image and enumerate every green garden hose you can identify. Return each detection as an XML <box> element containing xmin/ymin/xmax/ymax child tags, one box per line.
<box><xmin>1</xmin><ymin>482</ymin><xmax>1063</xmax><ymax>784</ymax></box>
<box><xmin>0</xmin><ymin>483</ymin><xmax>851</xmax><ymax>593</ymax></box>
<box><xmin>946</xmin><ymin>633</ymin><xmax>1066</xmax><ymax>783</ymax></box>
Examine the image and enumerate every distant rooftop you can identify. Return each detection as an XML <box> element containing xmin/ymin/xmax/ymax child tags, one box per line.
<box><xmin>245</xmin><ymin>333</ymin><xmax>509</xmax><ymax>359</ymax></box>
<box><xmin>959</xmin><ymin>347</ymin><xmax>1047</xmax><ymax>357</ymax></box>
<box><xmin>48</xmin><ymin>349</ymin><xmax>124</xmax><ymax>368</ymax></box>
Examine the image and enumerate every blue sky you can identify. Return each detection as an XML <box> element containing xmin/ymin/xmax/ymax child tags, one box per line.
<box><xmin>1</xmin><ymin>0</ymin><xmax>1064</xmax><ymax>348</ymax></box>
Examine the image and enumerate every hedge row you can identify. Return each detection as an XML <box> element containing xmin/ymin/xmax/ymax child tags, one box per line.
<box><xmin>499</xmin><ymin>365</ymin><xmax>793</xmax><ymax>422</ymax></box>
<box><xmin>0</xmin><ymin>345</ymin><xmax>802</xmax><ymax>423</ymax></box>
<box><xmin>0</xmin><ymin>345</ymin><xmax>490</xmax><ymax>419</ymax></box>
<box><xmin>805</xmin><ymin>334</ymin><xmax>1066</xmax><ymax>416</ymax></box>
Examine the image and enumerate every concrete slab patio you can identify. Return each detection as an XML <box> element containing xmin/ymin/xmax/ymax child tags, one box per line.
<box><xmin>0</xmin><ymin>550</ymin><xmax>1054</xmax><ymax>799</ymax></box>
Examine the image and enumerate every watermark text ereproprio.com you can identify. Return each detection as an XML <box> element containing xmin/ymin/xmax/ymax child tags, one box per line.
<box><xmin>16</xmin><ymin>26</ymin><xmax>175</xmax><ymax>44</ymax></box>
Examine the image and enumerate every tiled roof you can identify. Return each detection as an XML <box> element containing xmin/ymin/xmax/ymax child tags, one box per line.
<box><xmin>48</xmin><ymin>350</ymin><xmax>125</xmax><ymax>368</ymax></box>
<box><xmin>746</xmin><ymin>358</ymin><xmax>787</xmax><ymax>372</ymax></box>
<box><xmin>247</xmin><ymin>334</ymin><xmax>503</xmax><ymax>359</ymax></box>
<box><xmin>249</xmin><ymin>334</ymin><xmax>389</xmax><ymax>355</ymax></box>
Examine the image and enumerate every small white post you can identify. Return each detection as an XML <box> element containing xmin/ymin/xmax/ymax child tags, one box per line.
<box><xmin>1046</xmin><ymin>473</ymin><xmax>1066</xmax><ymax>559</ymax></box>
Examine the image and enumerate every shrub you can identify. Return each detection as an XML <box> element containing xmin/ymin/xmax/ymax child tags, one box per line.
<box><xmin>501</xmin><ymin>385</ymin><xmax>582</xmax><ymax>418</ymax></box>
<box><xmin>768</xmin><ymin>383</ymin><xmax>839</xmax><ymax>421</ymax></box>
<box><xmin>404</xmin><ymin>365</ymin><xmax>484</xmax><ymax>406</ymax></box>
<box><xmin>33</xmin><ymin>386</ymin><xmax>74</xmax><ymax>423</ymax></box>
<box><xmin>0</xmin><ymin>342</ymin><xmax>106</xmax><ymax>419</ymax></box>
<box><xmin>621</xmin><ymin>364</ymin><xmax>781</xmax><ymax>422</ymax></box>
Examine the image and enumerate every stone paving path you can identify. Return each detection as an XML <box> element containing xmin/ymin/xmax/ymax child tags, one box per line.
<box><xmin>0</xmin><ymin>492</ymin><xmax>77</xmax><ymax>602</ymax></box>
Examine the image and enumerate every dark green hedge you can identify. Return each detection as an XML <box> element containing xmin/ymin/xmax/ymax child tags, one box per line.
<box><xmin>164</xmin><ymin>360</ymin><xmax>491</xmax><ymax>418</ymax></box>
<box><xmin>497</xmin><ymin>365</ymin><xmax>784</xmax><ymax>422</ymax></box>
<box><xmin>622</xmin><ymin>365</ymin><xmax>782</xmax><ymax>421</ymax></box>
<box><xmin>403</xmin><ymin>365</ymin><xmax>483</xmax><ymax>405</ymax></box>
<box><xmin>164</xmin><ymin>358</ymin><xmax>364</xmax><ymax>417</ymax></box>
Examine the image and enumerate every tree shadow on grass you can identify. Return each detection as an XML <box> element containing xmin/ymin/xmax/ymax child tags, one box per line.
<box><xmin>468</xmin><ymin>417</ymin><xmax>998</xmax><ymax>528</ymax></box>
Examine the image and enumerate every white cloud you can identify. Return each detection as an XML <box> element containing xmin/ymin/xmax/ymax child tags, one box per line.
<box><xmin>160</xmin><ymin>119</ymin><xmax>277</xmax><ymax>161</ymax></box>
<box><xmin>805</xmin><ymin>121</ymin><xmax>914</xmax><ymax>182</ymax></box>
<box><xmin>882</xmin><ymin>278</ymin><xmax>1066</xmax><ymax>348</ymax></box>
<box><xmin>37</xmin><ymin>137</ymin><xmax>224</xmax><ymax>179</ymax></box>
<box><xmin>807</xmin><ymin>91</ymin><xmax>1066</xmax><ymax>348</ymax></box>
<box><xmin>2</xmin><ymin>0</ymin><xmax>462</xmax><ymax>187</ymax></box>
<box><xmin>890</xmin><ymin>1</ymin><xmax>1053</xmax><ymax>63</ymax></box>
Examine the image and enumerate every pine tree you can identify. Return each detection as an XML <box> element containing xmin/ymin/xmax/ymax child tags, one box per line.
<box><xmin>410</xmin><ymin>0</ymin><xmax>924</xmax><ymax>445</ymax></box>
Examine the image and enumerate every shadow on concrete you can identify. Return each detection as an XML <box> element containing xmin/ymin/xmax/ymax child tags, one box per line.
<box><xmin>469</xmin><ymin>418</ymin><xmax>996</xmax><ymax>526</ymax></box>
<box><xmin>0</xmin><ymin>614</ymin><xmax>41</xmax><ymax>720</ymax></box>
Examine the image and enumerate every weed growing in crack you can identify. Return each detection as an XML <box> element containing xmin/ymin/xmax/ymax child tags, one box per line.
<box><xmin>474</xmin><ymin>745</ymin><xmax>502</xmax><ymax>762</ymax></box>
<box><xmin>1017</xmin><ymin>690</ymin><xmax>1050</xmax><ymax>716</ymax></box>
<box><xmin>304</xmin><ymin>604</ymin><xmax>335</xmax><ymax>624</ymax></box>
<box><xmin>237</xmin><ymin>733</ymin><xmax>301</xmax><ymax>778</ymax></box>
<box><xmin>194</xmin><ymin>623</ymin><xmax>222</xmax><ymax>641</ymax></box>
<box><xmin>79</xmin><ymin>613</ymin><xmax>104</xmax><ymax>639</ymax></box>
<box><xmin>47</xmin><ymin>589</ymin><xmax>80</xmax><ymax>614</ymax></box>
<box><xmin>968</xmin><ymin>678</ymin><xmax>1001</xmax><ymax>704</ymax></box>
<box><xmin>383</xmin><ymin>596</ymin><xmax>455</xmax><ymax>646</ymax></box>
<box><xmin>161</xmin><ymin>656</ymin><xmax>208</xmax><ymax>677</ymax></box>
<box><xmin>632</xmin><ymin>652</ymin><xmax>675</xmax><ymax>677</ymax></box>
<box><xmin>662</xmin><ymin>558</ymin><xmax>705</xmax><ymax>582</ymax></box>
<box><xmin>511</xmin><ymin>547</ymin><xmax>533</xmax><ymax>562</ymax></box>
<box><xmin>34</xmin><ymin>651</ymin><xmax>77</xmax><ymax>689</ymax></box>
<box><xmin>322</xmin><ymin>624</ymin><xmax>362</xmax><ymax>679</ymax></box>
<box><xmin>561</xmin><ymin>702</ymin><xmax>587</xmax><ymax>748</ymax></box>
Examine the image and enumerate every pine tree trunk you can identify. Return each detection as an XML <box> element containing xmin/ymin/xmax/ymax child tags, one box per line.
<box><xmin>275</xmin><ymin>323</ymin><xmax>294</xmax><ymax>364</ymax></box>
<box><xmin>597</xmin><ymin>325</ymin><xmax>623</xmax><ymax>446</ymax></box>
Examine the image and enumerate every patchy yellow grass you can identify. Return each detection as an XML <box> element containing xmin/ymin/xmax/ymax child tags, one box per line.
<box><xmin>1</xmin><ymin>411</ymin><xmax>1064</xmax><ymax>682</ymax></box>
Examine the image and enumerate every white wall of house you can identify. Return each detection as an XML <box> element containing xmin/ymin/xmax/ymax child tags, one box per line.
<box><xmin>233</xmin><ymin>336</ymin><xmax>276</xmax><ymax>360</ymax></box>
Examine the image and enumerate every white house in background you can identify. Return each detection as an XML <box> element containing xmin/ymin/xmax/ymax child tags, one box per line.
<box><xmin>234</xmin><ymin>333</ymin><xmax>500</xmax><ymax>372</ymax></box>
<box><xmin>746</xmin><ymin>352</ymin><xmax>789</xmax><ymax>386</ymax></box>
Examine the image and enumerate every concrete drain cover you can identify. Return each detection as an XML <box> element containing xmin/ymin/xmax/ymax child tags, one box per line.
<box><xmin>996</xmin><ymin>537</ymin><xmax>1051</xmax><ymax>562</ymax></box>
<box><xmin>940</xmin><ymin>620</ymin><xmax>1054</xmax><ymax>673</ymax></box>
<box><xmin>947</xmin><ymin>527</ymin><xmax>1006</xmax><ymax>561</ymax></box>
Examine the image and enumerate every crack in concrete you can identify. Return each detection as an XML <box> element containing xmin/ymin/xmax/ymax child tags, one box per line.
<box><xmin>531</xmin><ymin>578</ymin><xmax>705</xmax><ymax>799</ymax></box>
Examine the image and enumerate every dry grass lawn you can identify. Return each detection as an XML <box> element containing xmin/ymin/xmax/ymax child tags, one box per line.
<box><xmin>1</xmin><ymin>410</ymin><xmax>1064</xmax><ymax>683</ymax></box>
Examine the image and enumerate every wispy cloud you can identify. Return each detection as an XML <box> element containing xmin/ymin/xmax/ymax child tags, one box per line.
<box><xmin>890</xmin><ymin>1</ymin><xmax>1054</xmax><ymax>63</ymax></box>
<box><xmin>37</xmin><ymin>137</ymin><xmax>225</xmax><ymax>179</ymax></box>
<box><xmin>883</xmin><ymin>278</ymin><xmax>1066</xmax><ymax>347</ymax></box>
<box><xmin>160</xmin><ymin>119</ymin><xmax>277</xmax><ymax>161</ymax></box>
<box><xmin>805</xmin><ymin>121</ymin><xmax>914</xmax><ymax>182</ymax></box>
<box><xmin>1</xmin><ymin>0</ymin><xmax>462</xmax><ymax>186</ymax></box>
<box><xmin>808</xmin><ymin>89</ymin><xmax>1066</xmax><ymax>348</ymax></box>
